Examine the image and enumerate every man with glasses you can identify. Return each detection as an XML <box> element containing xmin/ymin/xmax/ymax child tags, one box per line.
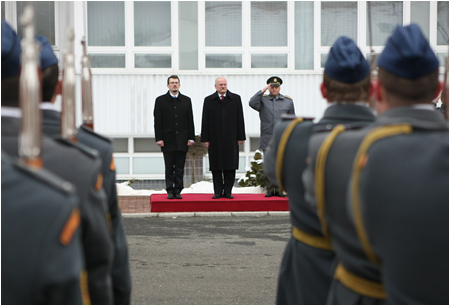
<box><xmin>154</xmin><ymin>75</ymin><xmax>195</xmax><ymax>199</ymax></box>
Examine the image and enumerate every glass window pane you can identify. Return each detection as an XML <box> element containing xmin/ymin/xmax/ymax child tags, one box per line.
<box><xmin>237</xmin><ymin>156</ymin><xmax>246</xmax><ymax>173</ymax></box>
<box><xmin>134</xmin><ymin>138</ymin><xmax>161</xmax><ymax>153</ymax></box>
<box><xmin>134</xmin><ymin>2</ymin><xmax>171</xmax><ymax>46</ymax></box>
<box><xmin>2</xmin><ymin>2</ymin><xmax>5</xmax><ymax>20</ymax></box>
<box><xmin>437</xmin><ymin>53</ymin><xmax>447</xmax><ymax>67</ymax></box>
<box><xmin>251</xmin><ymin>1</ymin><xmax>287</xmax><ymax>47</ymax></box>
<box><xmin>115</xmin><ymin>157</ymin><xmax>130</xmax><ymax>175</ymax></box>
<box><xmin>91</xmin><ymin>54</ymin><xmax>125</xmax><ymax>68</ymax></box>
<box><xmin>17</xmin><ymin>2</ymin><xmax>55</xmax><ymax>45</ymax></box>
<box><xmin>251</xmin><ymin>54</ymin><xmax>287</xmax><ymax>68</ymax></box>
<box><xmin>437</xmin><ymin>1</ymin><xmax>449</xmax><ymax>45</ymax></box>
<box><xmin>367</xmin><ymin>2</ymin><xmax>403</xmax><ymax>46</ymax></box>
<box><xmin>206</xmin><ymin>1</ymin><xmax>242</xmax><ymax>46</ymax></box>
<box><xmin>295</xmin><ymin>2</ymin><xmax>314</xmax><ymax>70</ymax></box>
<box><xmin>250</xmin><ymin>137</ymin><xmax>260</xmax><ymax>151</ymax></box>
<box><xmin>411</xmin><ymin>2</ymin><xmax>430</xmax><ymax>39</ymax></box>
<box><xmin>135</xmin><ymin>54</ymin><xmax>172</xmax><ymax>68</ymax></box>
<box><xmin>88</xmin><ymin>1</ymin><xmax>125</xmax><ymax>46</ymax></box>
<box><xmin>321</xmin><ymin>53</ymin><xmax>328</xmax><ymax>68</ymax></box>
<box><xmin>206</xmin><ymin>54</ymin><xmax>242</xmax><ymax>68</ymax></box>
<box><xmin>321</xmin><ymin>2</ymin><xmax>357</xmax><ymax>46</ymax></box>
<box><xmin>133</xmin><ymin>157</ymin><xmax>165</xmax><ymax>174</ymax></box>
<box><xmin>112</xmin><ymin>138</ymin><xmax>128</xmax><ymax>153</ymax></box>
<box><xmin>179</xmin><ymin>2</ymin><xmax>198</xmax><ymax>70</ymax></box>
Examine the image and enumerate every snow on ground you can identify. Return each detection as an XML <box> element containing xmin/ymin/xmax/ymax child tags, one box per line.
<box><xmin>116</xmin><ymin>181</ymin><xmax>265</xmax><ymax>196</ymax></box>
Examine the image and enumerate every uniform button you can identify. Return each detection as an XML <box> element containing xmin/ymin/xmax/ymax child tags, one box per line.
<box><xmin>326</xmin><ymin>124</ymin><xmax>333</xmax><ymax>130</ymax></box>
<box><xmin>176</xmin><ymin>131</ymin><xmax>178</xmax><ymax>134</ymax></box>
<box><xmin>175</xmin><ymin>114</ymin><xmax>177</xmax><ymax>117</ymax></box>
<box><xmin>175</xmin><ymin>123</ymin><xmax>178</xmax><ymax>125</ymax></box>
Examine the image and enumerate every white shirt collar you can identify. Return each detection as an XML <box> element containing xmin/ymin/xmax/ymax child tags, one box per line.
<box><xmin>40</xmin><ymin>102</ymin><xmax>58</xmax><ymax>111</ymax></box>
<box><xmin>1</xmin><ymin>106</ymin><xmax>22</xmax><ymax>118</ymax></box>
<box><xmin>170</xmin><ymin>92</ymin><xmax>179</xmax><ymax>98</ymax></box>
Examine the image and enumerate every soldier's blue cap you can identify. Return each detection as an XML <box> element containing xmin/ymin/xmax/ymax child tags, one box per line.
<box><xmin>378</xmin><ymin>24</ymin><xmax>439</xmax><ymax>79</ymax></box>
<box><xmin>36</xmin><ymin>35</ymin><xmax>58</xmax><ymax>69</ymax></box>
<box><xmin>325</xmin><ymin>36</ymin><xmax>370</xmax><ymax>84</ymax></box>
<box><xmin>1</xmin><ymin>21</ymin><xmax>21</xmax><ymax>78</ymax></box>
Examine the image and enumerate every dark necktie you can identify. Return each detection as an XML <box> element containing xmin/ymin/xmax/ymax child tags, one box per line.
<box><xmin>220</xmin><ymin>95</ymin><xmax>224</xmax><ymax>101</ymax></box>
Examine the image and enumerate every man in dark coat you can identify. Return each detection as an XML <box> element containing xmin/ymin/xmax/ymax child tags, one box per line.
<box><xmin>201</xmin><ymin>77</ymin><xmax>246</xmax><ymax>199</ymax></box>
<box><xmin>264</xmin><ymin>37</ymin><xmax>375</xmax><ymax>304</ymax></box>
<box><xmin>154</xmin><ymin>75</ymin><xmax>195</xmax><ymax>199</ymax></box>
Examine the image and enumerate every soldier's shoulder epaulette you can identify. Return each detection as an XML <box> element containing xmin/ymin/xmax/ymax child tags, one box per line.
<box><xmin>54</xmin><ymin>138</ymin><xmax>99</xmax><ymax>159</ymax></box>
<box><xmin>312</xmin><ymin>122</ymin><xmax>371</xmax><ymax>133</ymax></box>
<box><xmin>79</xmin><ymin>125</ymin><xmax>112</xmax><ymax>143</ymax></box>
<box><xmin>263</xmin><ymin>94</ymin><xmax>268</xmax><ymax>97</ymax></box>
<box><xmin>14</xmin><ymin>160</ymin><xmax>76</xmax><ymax>195</ymax></box>
<box><xmin>284</xmin><ymin>95</ymin><xmax>293</xmax><ymax>100</ymax></box>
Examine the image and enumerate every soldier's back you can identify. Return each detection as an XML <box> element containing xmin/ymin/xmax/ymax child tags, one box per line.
<box><xmin>1</xmin><ymin>153</ymin><xmax>85</xmax><ymax>305</ymax></box>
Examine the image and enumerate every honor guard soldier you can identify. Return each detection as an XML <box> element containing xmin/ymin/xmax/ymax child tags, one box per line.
<box><xmin>249</xmin><ymin>76</ymin><xmax>294</xmax><ymax>197</ymax></box>
<box><xmin>2</xmin><ymin>153</ymin><xmax>86</xmax><ymax>305</ymax></box>
<box><xmin>38</xmin><ymin>35</ymin><xmax>132</xmax><ymax>304</ymax></box>
<box><xmin>264</xmin><ymin>37</ymin><xmax>375</xmax><ymax>304</ymax></box>
<box><xmin>301</xmin><ymin>36</ymin><xmax>384</xmax><ymax>304</ymax></box>
<box><xmin>343</xmin><ymin>24</ymin><xmax>447</xmax><ymax>304</ymax></box>
<box><xmin>1</xmin><ymin>19</ymin><xmax>114</xmax><ymax>304</ymax></box>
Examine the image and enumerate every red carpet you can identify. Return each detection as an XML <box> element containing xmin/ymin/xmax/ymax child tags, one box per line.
<box><xmin>150</xmin><ymin>193</ymin><xmax>289</xmax><ymax>213</ymax></box>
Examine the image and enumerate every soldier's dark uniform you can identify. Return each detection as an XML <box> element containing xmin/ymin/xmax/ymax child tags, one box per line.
<box><xmin>36</xmin><ymin>34</ymin><xmax>132</xmax><ymax>304</ymax></box>
<box><xmin>301</xmin><ymin>38</ymin><xmax>385</xmax><ymax>304</ymax></box>
<box><xmin>264</xmin><ymin>37</ymin><xmax>375</xmax><ymax>304</ymax></box>
<box><xmin>1</xmin><ymin>152</ymin><xmax>85</xmax><ymax>305</ymax></box>
<box><xmin>1</xmin><ymin>22</ymin><xmax>114</xmax><ymax>304</ymax></box>
<box><xmin>345</xmin><ymin>25</ymin><xmax>448</xmax><ymax>304</ymax></box>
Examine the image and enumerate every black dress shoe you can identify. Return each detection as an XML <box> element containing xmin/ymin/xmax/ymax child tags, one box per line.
<box><xmin>167</xmin><ymin>193</ymin><xmax>175</xmax><ymax>199</ymax></box>
<box><xmin>265</xmin><ymin>190</ymin><xmax>274</xmax><ymax>197</ymax></box>
<box><xmin>274</xmin><ymin>189</ymin><xmax>285</xmax><ymax>197</ymax></box>
<box><xmin>174</xmin><ymin>193</ymin><xmax>182</xmax><ymax>199</ymax></box>
<box><xmin>212</xmin><ymin>194</ymin><xmax>222</xmax><ymax>199</ymax></box>
<box><xmin>223</xmin><ymin>194</ymin><xmax>233</xmax><ymax>199</ymax></box>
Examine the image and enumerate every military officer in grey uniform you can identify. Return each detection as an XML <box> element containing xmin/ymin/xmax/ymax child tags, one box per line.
<box><xmin>264</xmin><ymin>37</ymin><xmax>375</xmax><ymax>304</ymax></box>
<box><xmin>250</xmin><ymin>76</ymin><xmax>295</xmax><ymax>197</ymax></box>
<box><xmin>37</xmin><ymin>35</ymin><xmax>132</xmax><ymax>304</ymax></box>
<box><xmin>301</xmin><ymin>36</ymin><xmax>385</xmax><ymax>304</ymax></box>
<box><xmin>1</xmin><ymin>21</ymin><xmax>114</xmax><ymax>304</ymax></box>
<box><xmin>337</xmin><ymin>24</ymin><xmax>447</xmax><ymax>304</ymax></box>
<box><xmin>1</xmin><ymin>153</ymin><xmax>85</xmax><ymax>305</ymax></box>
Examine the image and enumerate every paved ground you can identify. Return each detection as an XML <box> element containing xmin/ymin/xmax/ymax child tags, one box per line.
<box><xmin>123</xmin><ymin>214</ymin><xmax>291</xmax><ymax>305</ymax></box>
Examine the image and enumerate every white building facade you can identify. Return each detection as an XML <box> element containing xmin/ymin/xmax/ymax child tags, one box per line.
<box><xmin>2</xmin><ymin>1</ymin><xmax>449</xmax><ymax>182</ymax></box>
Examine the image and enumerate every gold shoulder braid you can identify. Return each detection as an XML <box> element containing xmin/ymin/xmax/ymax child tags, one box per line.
<box><xmin>351</xmin><ymin>124</ymin><xmax>413</xmax><ymax>265</ymax></box>
<box><xmin>275</xmin><ymin>117</ymin><xmax>304</xmax><ymax>192</ymax></box>
<box><xmin>284</xmin><ymin>95</ymin><xmax>293</xmax><ymax>100</ymax></box>
<box><xmin>315</xmin><ymin>124</ymin><xmax>346</xmax><ymax>242</ymax></box>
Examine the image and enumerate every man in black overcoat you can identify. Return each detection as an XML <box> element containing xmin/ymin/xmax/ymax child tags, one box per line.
<box><xmin>201</xmin><ymin>77</ymin><xmax>246</xmax><ymax>199</ymax></box>
<box><xmin>154</xmin><ymin>75</ymin><xmax>195</xmax><ymax>199</ymax></box>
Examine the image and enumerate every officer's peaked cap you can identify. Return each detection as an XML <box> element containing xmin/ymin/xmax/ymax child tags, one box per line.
<box><xmin>1</xmin><ymin>21</ymin><xmax>21</xmax><ymax>79</ymax></box>
<box><xmin>36</xmin><ymin>35</ymin><xmax>58</xmax><ymax>70</ymax></box>
<box><xmin>377</xmin><ymin>24</ymin><xmax>439</xmax><ymax>79</ymax></box>
<box><xmin>267</xmin><ymin>76</ymin><xmax>282</xmax><ymax>86</ymax></box>
<box><xmin>325</xmin><ymin>36</ymin><xmax>370</xmax><ymax>84</ymax></box>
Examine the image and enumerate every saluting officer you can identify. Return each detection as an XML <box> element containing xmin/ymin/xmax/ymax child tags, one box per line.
<box><xmin>2</xmin><ymin>153</ymin><xmax>86</xmax><ymax>304</ymax></box>
<box><xmin>249</xmin><ymin>76</ymin><xmax>294</xmax><ymax>197</ymax></box>
<box><xmin>343</xmin><ymin>24</ymin><xmax>447</xmax><ymax>304</ymax></box>
<box><xmin>1</xmin><ymin>21</ymin><xmax>114</xmax><ymax>304</ymax></box>
<box><xmin>264</xmin><ymin>37</ymin><xmax>375</xmax><ymax>304</ymax></box>
<box><xmin>301</xmin><ymin>36</ymin><xmax>384</xmax><ymax>304</ymax></box>
<box><xmin>37</xmin><ymin>35</ymin><xmax>132</xmax><ymax>304</ymax></box>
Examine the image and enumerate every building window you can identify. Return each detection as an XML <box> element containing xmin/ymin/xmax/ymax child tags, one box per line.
<box><xmin>251</xmin><ymin>54</ymin><xmax>287</xmax><ymax>68</ymax></box>
<box><xmin>87</xmin><ymin>1</ymin><xmax>125</xmax><ymax>46</ymax></box>
<box><xmin>367</xmin><ymin>2</ymin><xmax>403</xmax><ymax>46</ymax></box>
<box><xmin>112</xmin><ymin>138</ymin><xmax>128</xmax><ymax>153</ymax></box>
<box><xmin>411</xmin><ymin>2</ymin><xmax>430</xmax><ymax>39</ymax></box>
<box><xmin>134</xmin><ymin>2</ymin><xmax>171</xmax><ymax>47</ymax></box>
<box><xmin>91</xmin><ymin>54</ymin><xmax>126</xmax><ymax>68</ymax></box>
<box><xmin>135</xmin><ymin>54</ymin><xmax>172</xmax><ymax>68</ymax></box>
<box><xmin>251</xmin><ymin>1</ymin><xmax>287</xmax><ymax>47</ymax></box>
<box><xmin>437</xmin><ymin>1</ymin><xmax>449</xmax><ymax>46</ymax></box>
<box><xmin>133</xmin><ymin>138</ymin><xmax>161</xmax><ymax>153</ymax></box>
<box><xmin>295</xmin><ymin>1</ymin><xmax>314</xmax><ymax>70</ymax></box>
<box><xmin>206</xmin><ymin>1</ymin><xmax>242</xmax><ymax>47</ymax></box>
<box><xmin>321</xmin><ymin>2</ymin><xmax>357</xmax><ymax>46</ymax></box>
<box><xmin>17</xmin><ymin>1</ymin><xmax>55</xmax><ymax>45</ymax></box>
<box><xmin>206</xmin><ymin>54</ymin><xmax>242</xmax><ymax>68</ymax></box>
<box><xmin>179</xmin><ymin>1</ymin><xmax>198</xmax><ymax>70</ymax></box>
